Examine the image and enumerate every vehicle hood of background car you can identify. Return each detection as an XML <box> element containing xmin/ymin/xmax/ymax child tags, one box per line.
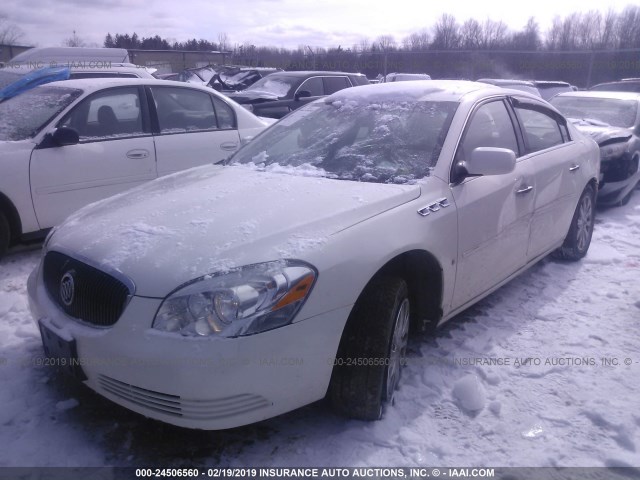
<box><xmin>568</xmin><ymin>119</ymin><xmax>632</xmax><ymax>146</ymax></box>
<box><xmin>227</xmin><ymin>90</ymin><xmax>282</xmax><ymax>103</ymax></box>
<box><xmin>48</xmin><ymin>165</ymin><xmax>421</xmax><ymax>297</ymax></box>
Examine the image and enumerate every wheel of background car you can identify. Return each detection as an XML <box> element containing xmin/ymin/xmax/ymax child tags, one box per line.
<box><xmin>329</xmin><ymin>276</ymin><xmax>410</xmax><ymax>420</ymax></box>
<box><xmin>553</xmin><ymin>184</ymin><xmax>596</xmax><ymax>261</ymax></box>
<box><xmin>0</xmin><ymin>211</ymin><xmax>9</xmax><ymax>259</ymax></box>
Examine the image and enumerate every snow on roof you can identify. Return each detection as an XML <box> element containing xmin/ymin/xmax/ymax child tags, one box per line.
<box><xmin>327</xmin><ymin>80</ymin><xmax>497</xmax><ymax>103</ymax></box>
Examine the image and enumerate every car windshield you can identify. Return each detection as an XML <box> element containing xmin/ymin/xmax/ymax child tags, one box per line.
<box><xmin>551</xmin><ymin>96</ymin><xmax>638</xmax><ymax>128</ymax></box>
<box><xmin>245</xmin><ymin>74</ymin><xmax>297</xmax><ymax>97</ymax></box>
<box><xmin>0</xmin><ymin>68</ymin><xmax>24</xmax><ymax>89</ymax></box>
<box><xmin>0</xmin><ymin>86</ymin><xmax>82</xmax><ymax>141</ymax></box>
<box><xmin>232</xmin><ymin>97</ymin><xmax>458</xmax><ymax>184</ymax></box>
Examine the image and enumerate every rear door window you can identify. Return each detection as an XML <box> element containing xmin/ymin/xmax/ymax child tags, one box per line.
<box><xmin>515</xmin><ymin>107</ymin><xmax>565</xmax><ymax>153</ymax></box>
<box><xmin>323</xmin><ymin>76</ymin><xmax>351</xmax><ymax>95</ymax></box>
<box><xmin>151</xmin><ymin>87</ymin><xmax>218</xmax><ymax>133</ymax></box>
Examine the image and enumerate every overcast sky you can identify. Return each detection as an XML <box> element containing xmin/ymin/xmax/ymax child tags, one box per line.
<box><xmin>1</xmin><ymin>0</ymin><xmax>635</xmax><ymax>50</ymax></box>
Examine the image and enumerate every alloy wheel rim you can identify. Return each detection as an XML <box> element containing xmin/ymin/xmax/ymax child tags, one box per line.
<box><xmin>386</xmin><ymin>298</ymin><xmax>410</xmax><ymax>401</ymax></box>
<box><xmin>576</xmin><ymin>194</ymin><xmax>593</xmax><ymax>252</ymax></box>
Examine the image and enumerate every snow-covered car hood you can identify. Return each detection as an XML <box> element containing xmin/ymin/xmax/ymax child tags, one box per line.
<box><xmin>49</xmin><ymin>165</ymin><xmax>420</xmax><ymax>297</ymax></box>
<box><xmin>569</xmin><ymin>120</ymin><xmax>632</xmax><ymax>145</ymax></box>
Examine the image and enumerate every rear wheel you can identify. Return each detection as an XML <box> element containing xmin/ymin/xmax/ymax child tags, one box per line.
<box><xmin>0</xmin><ymin>211</ymin><xmax>9</xmax><ymax>260</ymax></box>
<box><xmin>330</xmin><ymin>276</ymin><xmax>410</xmax><ymax>420</ymax></box>
<box><xmin>553</xmin><ymin>184</ymin><xmax>595</xmax><ymax>261</ymax></box>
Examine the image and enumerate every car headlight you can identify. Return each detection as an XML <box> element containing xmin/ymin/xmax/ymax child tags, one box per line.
<box><xmin>600</xmin><ymin>142</ymin><xmax>627</xmax><ymax>161</ymax></box>
<box><xmin>153</xmin><ymin>260</ymin><xmax>316</xmax><ymax>338</ymax></box>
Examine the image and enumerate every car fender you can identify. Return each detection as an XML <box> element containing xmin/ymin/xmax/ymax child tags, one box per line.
<box><xmin>0</xmin><ymin>140</ymin><xmax>40</xmax><ymax>235</ymax></box>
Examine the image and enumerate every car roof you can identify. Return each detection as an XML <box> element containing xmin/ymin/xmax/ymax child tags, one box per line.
<box><xmin>554</xmin><ymin>90</ymin><xmax>640</xmax><ymax>101</ymax></box>
<box><xmin>269</xmin><ymin>71</ymin><xmax>364</xmax><ymax>77</ymax></box>
<box><xmin>477</xmin><ymin>78</ymin><xmax>534</xmax><ymax>86</ymax></box>
<box><xmin>42</xmin><ymin>78</ymin><xmax>214</xmax><ymax>93</ymax></box>
<box><xmin>533</xmin><ymin>80</ymin><xmax>572</xmax><ymax>87</ymax></box>
<box><xmin>326</xmin><ymin>80</ymin><xmax>532</xmax><ymax>103</ymax></box>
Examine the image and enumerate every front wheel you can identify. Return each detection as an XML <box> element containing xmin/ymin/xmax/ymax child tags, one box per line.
<box><xmin>553</xmin><ymin>184</ymin><xmax>596</xmax><ymax>261</ymax></box>
<box><xmin>329</xmin><ymin>276</ymin><xmax>410</xmax><ymax>420</ymax></box>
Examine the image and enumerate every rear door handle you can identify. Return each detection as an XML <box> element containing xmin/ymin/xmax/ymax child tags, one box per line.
<box><xmin>126</xmin><ymin>149</ymin><xmax>150</xmax><ymax>159</ymax></box>
<box><xmin>516</xmin><ymin>185</ymin><xmax>533</xmax><ymax>194</ymax></box>
<box><xmin>220</xmin><ymin>142</ymin><xmax>238</xmax><ymax>151</ymax></box>
<box><xmin>569</xmin><ymin>164</ymin><xmax>580</xmax><ymax>172</ymax></box>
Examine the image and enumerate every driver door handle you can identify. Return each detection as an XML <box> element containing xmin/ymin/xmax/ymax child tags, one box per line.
<box><xmin>126</xmin><ymin>149</ymin><xmax>150</xmax><ymax>159</ymax></box>
<box><xmin>569</xmin><ymin>164</ymin><xmax>580</xmax><ymax>172</ymax></box>
<box><xmin>220</xmin><ymin>142</ymin><xmax>238</xmax><ymax>151</ymax></box>
<box><xmin>516</xmin><ymin>185</ymin><xmax>533</xmax><ymax>194</ymax></box>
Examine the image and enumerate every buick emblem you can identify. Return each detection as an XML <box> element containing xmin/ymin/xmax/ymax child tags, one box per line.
<box><xmin>59</xmin><ymin>271</ymin><xmax>76</xmax><ymax>307</ymax></box>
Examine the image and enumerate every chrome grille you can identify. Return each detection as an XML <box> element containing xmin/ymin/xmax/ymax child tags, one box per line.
<box><xmin>43</xmin><ymin>251</ymin><xmax>131</xmax><ymax>327</ymax></box>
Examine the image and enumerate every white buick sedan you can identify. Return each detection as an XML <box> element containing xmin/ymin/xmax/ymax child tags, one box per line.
<box><xmin>0</xmin><ymin>78</ymin><xmax>270</xmax><ymax>257</ymax></box>
<box><xmin>28</xmin><ymin>81</ymin><xmax>599</xmax><ymax>429</ymax></box>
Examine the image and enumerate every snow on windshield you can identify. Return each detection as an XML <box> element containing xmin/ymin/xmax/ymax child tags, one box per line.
<box><xmin>551</xmin><ymin>97</ymin><xmax>638</xmax><ymax>128</ymax></box>
<box><xmin>0</xmin><ymin>86</ymin><xmax>81</xmax><ymax>141</ymax></box>
<box><xmin>233</xmin><ymin>98</ymin><xmax>458</xmax><ymax>184</ymax></box>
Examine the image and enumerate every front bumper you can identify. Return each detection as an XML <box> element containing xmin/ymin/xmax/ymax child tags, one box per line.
<box><xmin>597</xmin><ymin>169</ymin><xmax>640</xmax><ymax>205</ymax></box>
<box><xmin>28</xmin><ymin>264</ymin><xmax>348</xmax><ymax>430</ymax></box>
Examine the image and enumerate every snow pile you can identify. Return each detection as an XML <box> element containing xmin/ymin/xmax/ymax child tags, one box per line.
<box><xmin>452</xmin><ymin>374</ymin><xmax>486</xmax><ymax>412</ymax></box>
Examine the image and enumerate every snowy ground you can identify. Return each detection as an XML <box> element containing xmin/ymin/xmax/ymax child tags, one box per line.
<box><xmin>0</xmin><ymin>192</ymin><xmax>639</xmax><ymax>468</ymax></box>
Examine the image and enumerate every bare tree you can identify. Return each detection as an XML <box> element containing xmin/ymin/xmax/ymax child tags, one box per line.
<box><xmin>358</xmin><ymin>37</ymin><xmax>370</xmax><ymax>53</ymax></box>
<box><xmin>574</xmin><ymin>11</ymin><xmax>601</xmax><ymax>49</ymax></box>
<box><xmin>218</xmin><ymin>32</ymin><xmax>229</xmax><ymax>52</ymax></box>
<box><xmin>481</xmin><ymin>19</ymin><xmax>508</xmax><ymax>49</ymax></box>
<box><xmin>432</xmin><ymin>13</ymin><xmax>460</xmax><ymax>49</ymax></box>
<box><xmin>0</xmin><ymin>14</ymin><xmax>24</xmax><ymax>45</ymax></box>
<box><xmin>616</xmin><ymin>5</ymin><xmax>640</xmax><ymax>49</ymax></box>
<box><xmin>598</xmin><ymin>9</ymin><xmax>618</xmax><ymax>49</ymax></box>
<box><xmin>511</xmin><ymin>17</ymin><xmax>541</xmax><ymax>50</ymax></box>
<box><xmin>376</xmin><ymin>34</ymin><xmax>396</xmax><ymax>51</ymax></box>
<box><xmin>460</xmin><ymin>19</ymin><xmax>482</xmax><ymax>49</ymax></box>
<box><xmin>64</xmin><ymin>30</ymin><xmax>86</xmax><ymax>48</ymax></box>
<box><xmin>403</xmin><ymin>30</ymin><xmax>430</xmax><ymax>51</ymax></box>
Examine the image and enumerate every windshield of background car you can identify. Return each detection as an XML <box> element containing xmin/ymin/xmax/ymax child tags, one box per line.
<box><xmin>551</xmin><ymin>96</ymin><xmax>638</xmax><ymax>128</ymax></box>
<box><xmin>0</xmin><ymin>68</ymin><xmax>23</xmax><ymax>89</ymax></box>
<box><xmin>0</xmin><ymin>85</ymin><xmax>82</xmax><ymax>141</ymax></box>
<box><xmin>245</xmin><ymin>75</ymin><xmax>297</xmax><ymax>97</ymax></box>
<box><xmin>232</xmin><ymin>98</ymin><xmax>459</xmax><ymax>184</ymax></box>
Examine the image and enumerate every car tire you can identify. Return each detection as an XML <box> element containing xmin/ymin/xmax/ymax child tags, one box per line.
<box><xmin>329</xmin><ymin>276</ymin><xmax>410</xmax><ymax>420</ymax></box>
<box><xmin>553</xmin><ymin>184</ymin><xmax>595</xmax><ymax>261</ymax></box>
<box><xmin>0</xmin><ymin>211</ymin><xmax>9</xmax><ymax>259</ymax></box>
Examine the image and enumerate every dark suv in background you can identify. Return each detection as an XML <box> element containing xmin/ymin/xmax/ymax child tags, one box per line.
<box><xmin>226</xmin><ymin>71</ymin><xmax>369</xmax><ymax>119</ymax></box>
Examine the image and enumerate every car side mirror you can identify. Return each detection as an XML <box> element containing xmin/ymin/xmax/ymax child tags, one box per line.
<box><xmin>52</xmin><ymin>127</ymin><xmax>80</xmax><ymax>146</ymax></box>
<box><xmin>465</xmin><ymin>147</ymin><xmax>516</xmax><ymax>176</ymax></box>
<box><xmin>295</xmin><ymin>90</ymin><xmax>312</xmax><ymax>101</ymax></box>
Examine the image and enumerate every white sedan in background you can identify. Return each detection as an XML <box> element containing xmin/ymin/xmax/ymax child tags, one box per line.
<box><xmin>0</xmin><ymin>78</ymin><xmax>271</xmax><ymax>257</ymax></box>
<box><xmin>29</xmin><ymin>81</ymin><xmax>599</xmax><ymax>430</ymax></box>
